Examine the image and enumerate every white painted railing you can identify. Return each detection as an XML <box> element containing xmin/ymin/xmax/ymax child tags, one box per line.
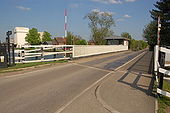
<box><xmin>154</xmin><ymin>45</ymin><xmax>170</xmax><ymax>98</ymax></box>
<box><xmin>73</xmin><ymin>45</ymin><xmax>128</xmax><ymax>58</ymax></box>
<box><xmin>15</xmin><ymin>45</ymin><xmax>73</xmax><ymax>63</ymax></box>
<box><xmin>15</xmin><ymin>45</ymin><xmax>128</xmax><ymax>63</ymax></box>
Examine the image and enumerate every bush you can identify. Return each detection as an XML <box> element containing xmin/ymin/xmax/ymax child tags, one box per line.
<box><xmin>129</xmin><ymin>39</ymin><xmax>148</xmax><ymax>51</ymax></box>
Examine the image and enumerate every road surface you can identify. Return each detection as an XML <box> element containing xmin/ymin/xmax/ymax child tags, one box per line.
<box><xmin>0</xmin><ymin>50</ymin><xmax>150</xmax><ymax>113</ymax></box>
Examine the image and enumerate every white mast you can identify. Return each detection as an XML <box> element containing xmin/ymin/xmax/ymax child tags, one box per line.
<box><xmin>64</xmin><ymin>9</ymin><xmax>67</xmax><ymax>38</ymax></box>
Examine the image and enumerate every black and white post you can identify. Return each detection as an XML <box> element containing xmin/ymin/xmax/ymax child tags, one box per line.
<box><xmin>157</xmin><ymin>16</ymin><xmax>161</xmax><ymax>46</ymax></box>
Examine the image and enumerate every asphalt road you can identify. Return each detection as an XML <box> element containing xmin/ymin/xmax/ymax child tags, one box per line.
<box><xmin>0</xmin><ymin>50</ymin><xmax>145</xmax><ymax>113</ymax></box>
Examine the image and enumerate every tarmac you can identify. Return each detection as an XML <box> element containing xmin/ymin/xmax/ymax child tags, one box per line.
<box><xmin>60</xmin><ymin>51</ymin><xmax>155</xmax><ymax>113</ymax></box>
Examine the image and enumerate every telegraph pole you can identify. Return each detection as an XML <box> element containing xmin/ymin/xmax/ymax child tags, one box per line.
<box><xmin>157</xmin><ymin>16</ymin><xmax>161</xmax><ymax>45</ymax></box>
<box><xmin>157</xmin><ymin>16</ymin><xmax>164</xmax><ymax>90</ymax></box>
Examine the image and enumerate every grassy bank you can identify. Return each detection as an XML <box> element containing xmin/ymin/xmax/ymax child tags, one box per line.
<box><xmin>158</xmin><ymin>66</ymin><xmax>170</xmax><ymax>113</ymax></box>
<box><xmin>0</xmin><ymin>60</ymin><xmax>68</xmax><ymax>73</ymax></box>
<box><xmin>158</xmin><ymin>80</ymin><xmax>170</xmax><ymax>113</ymax></box>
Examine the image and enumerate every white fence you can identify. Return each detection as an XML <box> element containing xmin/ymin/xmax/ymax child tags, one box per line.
<box><xmin>154</xmin><ymin>45</ymin><xmax>170</xmax><ymax>97</ymax></box>
<box><xmin>73</xmin><ymin>45</ymin><xmax>128</xmax><ymax>58</ymax></box>
<box><xmin>15</xmin><ymin>45</ymin><xmax>73</xmax><ymax>63</ymax></box>
<box><xmin>15</xmin><ymin>45</ymin><xmax>128</xmax><ymax>63</ymax></box>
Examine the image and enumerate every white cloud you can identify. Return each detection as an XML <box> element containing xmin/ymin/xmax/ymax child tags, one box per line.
<box><xmin>69</xmin><ymin>3</ymin><xmax>80</xmax><ymax>8</ymax></box>
<box><xmin>125</xmin><ymin>0</ymin><xmax>136</xmax><ymax>2</ymax></box>
<box><xmin>116</xmin><ymin>14</ymin><xmax>131</xmax><ymax>23</ymax></box>
<box><xmin>16</xmin><ymin>6</ymin><xmax>31</xmax><ymax>11</ymax></box>
<box><xmin>123</xmin><ymin>14</ymin><xmax>131</xmax><ymax>18</ymax></box>
<box><xmin>91</xmin><ymin>0</ymin><xmax>122</xmax><ymax>4</ymax></box>
<box><xmin>91</xmin><ymin>9</ymin><xmax>115</xmax><ymax>16</ymax></box>
<box><xmin>116</xmin><ymin>18</ymin><xmax>124</xmax><ymax>22</ymax></box>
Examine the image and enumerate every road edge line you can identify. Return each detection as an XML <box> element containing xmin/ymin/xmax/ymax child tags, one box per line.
<box><xmin>114</xmin><ymin>50</ymin><xmax>147</xmax><ymax>71</ymax></box>
<box><xmin>95</xmin><ymin>50</ymin><xmax>148</xmax><ymax>113</ymax></box>
<box><xmin>54</xmin><ymin>72</ymin><xmax>113</xmax><ymax>113</ymax></box>
<box><xmin>55</xmin><ymin>50</ymin><xmax>147</xmax><ymax>113</ymax></box>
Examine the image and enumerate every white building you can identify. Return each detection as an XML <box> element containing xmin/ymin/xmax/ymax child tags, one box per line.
<box><xmin>38</xmin><ymin>32</ymin><xmax>44</xmax><ymax>41</ymax></box>
<box><xmin>13</xmin><ymin>27</ymin><xmax>44</xmax><ymax>48</ymax></box>
<box><xmin>105</xmin><ymin>36</ymin><xmax>129</xmax><ymax>46</ymax></box>
<box><xmin>13</xmin><ymin>27</ymin><xmax>29</xmax><ymax>48</ymax></box>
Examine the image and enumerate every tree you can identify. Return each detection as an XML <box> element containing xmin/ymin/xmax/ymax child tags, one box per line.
<box><xmin>75</xmin><ymin>39</ymin><xmax>87</xmax><ymax>45</ymax></box>
<box><xmin>121</xmin><ymin>32</ymin><xmax>132</xmax><ymax>40</ymax></box>
<box><xmin>25</xmin><ymin>28</ymin><xmax>41</xmax><ymax>45</ymax></box>
<box><xmin>66</xmin><ymin>32</ymin><xmax>76</xmax><ymax>45</ymax></box>
<box><xmin>42</xmin><ymin>31</ymin><xmax>52</xmax><ymax>42</ymax></box>
<box><xmin>66</xmin><ymin>32</ymin><xmax>87</xmax><ymax>45</ymax></box>
<box><xmin>143</xmin><ymin>21</ymin><xmax>157</xmax><ymax>50</ymax></box>
<box><xmin>121</xmin><ymin>32</ymin><xmax>132</xmax><ymax>49</ymax></box>
<box><xmin>85</xmin><ymin>10</ymin><xmax>115</xmax><ymax>45</ymax></box>
<box><xmin>150</xmin><ymin>0</ymin><xmax>170</xmax><ymax>45</ymax></box>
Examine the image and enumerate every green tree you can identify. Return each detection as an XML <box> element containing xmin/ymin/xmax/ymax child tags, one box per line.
<box><xmin>66</xmin><ymin>32</ymin><xmax>76</xmax><ymax>45</ymax></box>
<box><xmin>42</xmin><ymin>31</ymin><xmax>52</xmax><ymax>42</ymax></box>
<box><xmin>85</xmin><ymin>10</ymin><xmax>115</xmax><ymax>45</ymax></box>
<box><xmin>25</xmin><ymin>28</ymin><xmax>41</xmax><ymax>45</ymax></box>
<box><xmin>66</xmin><ymin>32</ymin><xmax>87</xmax><ymax>45</ymax></box>
<box><xmin>121</xmin><ymin>32</ymin><xmax>132</xmax><ymax>49</ymax></box>
<box><xmin>150</xmin><ymin>0</ymin><xmax>170</xmax><ymax>45</ymax></box>
<box><xmin>121</xmin><ymin>32</ymin><xmax>132</xmax><ymax>40</ymax></box>
<box><xmin>75</xmin><ymin>39</ymin><xmax>87</xmax><ymax>45</ymax></box>
<box><xmin>143</xmin><ymin>21</ymin><xmax>157</xmax><ymax>50</ymax></box>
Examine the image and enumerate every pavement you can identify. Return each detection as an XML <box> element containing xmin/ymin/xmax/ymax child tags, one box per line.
<box><xmin>0</xmin><ymin>50</ymin><xmax>155</xmax><ymax>113</ymax></box>
<box><xmin>98</xmin><ymin>51</ymin><xmax>155</xmax><ymax>113</ymax></box>
<box><xmin>59</xmin><ymin>51</ymin><xmax>155</xmax><ymax>113</ymax></box>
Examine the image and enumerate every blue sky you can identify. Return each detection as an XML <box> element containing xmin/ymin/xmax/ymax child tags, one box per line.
<box><xmin>0</xmin><ymin>0</ymin><xmax>156</xmax><ymax>42</ymax></box>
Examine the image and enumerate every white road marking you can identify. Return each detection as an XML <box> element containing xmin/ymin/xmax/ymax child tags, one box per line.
<box><xmin>55</xmin><ymin>72</ymin><xmax>113</xmax><ymax>113</ymax></box>
<box><xmin>73</xmin><ymin>63</ymin><xmax>111</xmax><ymax>72</ymax></box>
<box><xmin>55</xmin><ymin>51</ymin><xmax>147</xmax><ymax>113</ymax></box>
<box><xmin>114</xmin><ymin>51</ymin><xmax>146</xmax><ymax>71</ymax></box>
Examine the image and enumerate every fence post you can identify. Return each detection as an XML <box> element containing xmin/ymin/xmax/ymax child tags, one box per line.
<box><xmin>41</xmin><ymin>47</ymin><xmax>44</xmax><ymax>60</ymax></box>
<box><xmin>12</xmin><ymin>44</ymin><xmax>15</xmax><ymax>65</ymax></box>
<box><xmin>72</xmin><ymin>45</ymin><xmax>75</xmax><ymax>58</ymax></box>
<box><xmin>158</xmin><ymin>50</ymin><xmax>165</xmax><ymax>89</ymax></box>
<box><xmin>154</xmin><ymin>45</ymin><xmax>159</xmax><ymax>72</ymax></box>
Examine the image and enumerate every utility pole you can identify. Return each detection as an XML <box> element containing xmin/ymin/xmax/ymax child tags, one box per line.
<box><xmin>157</xmin><ymin>16</ymin><xmax>165</xmax><ymax>90</ymax></box>
<box><xmin>157</xmin><ymin>16</ymin><xmax>161</xmax><ymax>45</ymax></box>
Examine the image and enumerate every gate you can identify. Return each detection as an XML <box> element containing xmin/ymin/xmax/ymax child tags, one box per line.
<box><xmin>154</xmin><ymin>45</ymin><xmax>170</xmax><ymax>97</ymax></box>
<box><xmin>0</xmin><ymin>43</ymin><xmax>8</xmax><ymax>68</ymax></box>
<box><xmin>0</xmin><ymin>43</ymin><xmax>15</xmax><ymax>68</ymax></box>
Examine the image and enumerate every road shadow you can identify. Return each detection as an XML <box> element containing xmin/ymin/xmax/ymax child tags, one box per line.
<box><xmin>118</xmin><ymin>51</ymin><xmax>155</xmax><ymax>97</ymax></box>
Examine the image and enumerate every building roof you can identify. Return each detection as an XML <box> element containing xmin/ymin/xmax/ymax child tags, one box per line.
<box><xmin>43</xmin><ymin>41</ymin><xmax>53</xmax><ymax>45</ymax></box>
<box><xmin>54</xmin><ymin>37</ymin><xmax>66</xmax><ymax>44</ymax></box>
<box><xmin>105</xmin><ymin>35</ymin><xmax>129</xmax><ymax>40</ymax></box>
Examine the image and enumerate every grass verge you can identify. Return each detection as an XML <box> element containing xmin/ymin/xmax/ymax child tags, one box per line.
<box><xmin>158</xmin><ymin>80</ymin><xmax>170</xmax><ymax>113</ymax></box>
<box><xmin>157</xmin><ymin>66</ymin><xmax>170</xmax><ymax>113</ymax></box>
<box><xmin>0</xmin><ymin>60</ymin><xmax>68</xmax><ymax>73</ymax></box>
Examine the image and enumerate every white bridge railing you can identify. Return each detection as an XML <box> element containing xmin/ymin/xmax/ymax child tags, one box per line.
<box><xmin>15</xmin><ymin>45</ymin><xmax>73</xmax><ymax>63</ymax></box>
<box><xmin>154</xmin><ymin>45</ymin><xmax>170</xmax><ymax>97</ymax></box>
<box><xmin>15</xmin><ymin>45</ymin><xmax>128</xmax><ymax>63</ymax></box>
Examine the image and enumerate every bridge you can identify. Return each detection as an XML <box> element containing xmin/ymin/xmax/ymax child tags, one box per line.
<box><xmin>0</xmin><ymin>48</ymin><xmax>156</xmax><ymax>113</ymax></box>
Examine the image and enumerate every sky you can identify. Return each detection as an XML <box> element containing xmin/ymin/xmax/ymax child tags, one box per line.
<box><xmin>0</xmin><ymin>0</ymin><xmax>157</xmax><ymax>42</ymax></box>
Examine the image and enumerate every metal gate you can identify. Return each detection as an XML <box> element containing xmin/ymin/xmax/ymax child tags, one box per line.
<box><xmin>0</xmin><ymin>43</ymin><xmax>8</xmax><ymax>68</ymax></box>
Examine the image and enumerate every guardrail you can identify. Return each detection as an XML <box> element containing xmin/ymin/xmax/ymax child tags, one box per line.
<box><xmin>154</xmin><ymin>45</ymin><xmax>170</xmax><ymax>97</ymax></box>
<box><xmin>73</xmin><ymin>45</ymin><xmax>128</xmax><ymax>58</ymax></box>
<box><xmin>15</xmin><ymin>45</ymin><xmax>73</xmax><ymax>63</ymax></box>
<box><xmin>15</xmin><ymin>45</ymin><xmax>128</xmax><ymax>63</ymax></box>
